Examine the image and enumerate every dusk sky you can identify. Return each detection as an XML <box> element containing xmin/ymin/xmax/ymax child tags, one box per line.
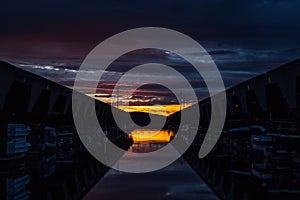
<box><xmin>1</xmin><ymin>0</ymin><xmax>300</xmax><ymax>114</ymax></box>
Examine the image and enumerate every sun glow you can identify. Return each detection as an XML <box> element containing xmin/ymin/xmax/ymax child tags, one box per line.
<box><xmin>87</xmin><ymin>93</ymin><xmax>193</xmax><ymax>116</ymax></box>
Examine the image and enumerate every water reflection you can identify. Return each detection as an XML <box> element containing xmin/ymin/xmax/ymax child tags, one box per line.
<box><xmin>129</xmin><ymin>129</ymin><xmax>175</xmax><ymax>153</ymax></box>
<box><xmin>84</xmin><ymin>129</ymin><xmax>219</xmax><ymax>200</ymax></box>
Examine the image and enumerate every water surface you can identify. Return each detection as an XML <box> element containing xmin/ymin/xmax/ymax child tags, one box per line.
<box><xmin>83</xmin><ymin>129</ymin><xmax>219</xmax><ymax>200</ymax></box>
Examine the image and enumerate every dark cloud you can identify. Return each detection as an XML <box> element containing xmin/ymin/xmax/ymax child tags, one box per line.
<box><xmin>0</xmin><ymin>0</ymin><xmax>300</xmax><ymax>104</ymax></box>
<box><xmin>1</xmin><ymin>0</ymin><xmax>300</xmax><ymax>38</ymax></box>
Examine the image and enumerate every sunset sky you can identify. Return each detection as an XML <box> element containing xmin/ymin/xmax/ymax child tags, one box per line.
<box><xmin>0</xmin><ymin>0</ymin><xmax>300</xmax><ymax>115</ymax></box>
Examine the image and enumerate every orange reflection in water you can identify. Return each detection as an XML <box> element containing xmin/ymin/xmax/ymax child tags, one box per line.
<box><xmin>131</xmin><ymin>129</ymin><xmax>175</xmax><ymax>143</ymax></box>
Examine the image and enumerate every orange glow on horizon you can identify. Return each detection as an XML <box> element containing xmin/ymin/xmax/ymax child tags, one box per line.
<box><xmin>117</xmin><ymin>104</ymin><xmax>191</xmax><ymax>116</ymax></box>
<box><xmin>87</xmin><ymin>93</ymin><xmax>194</xmax><ymax>116</ymax></box>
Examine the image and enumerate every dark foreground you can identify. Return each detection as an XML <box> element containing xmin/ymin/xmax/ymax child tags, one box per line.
<box><xmin>84</xmin><ymin>136</ymin><xmax>219</xmax><ymax>200</ymax></box>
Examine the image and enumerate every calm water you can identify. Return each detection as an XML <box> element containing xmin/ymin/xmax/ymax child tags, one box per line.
<box><xmin>83</xmin><ymin>129</ymin><xmax>219</xmax><ymax>200</ymax></box>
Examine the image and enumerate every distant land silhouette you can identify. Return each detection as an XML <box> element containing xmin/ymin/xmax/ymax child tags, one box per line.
<box><xmin>129</xmin><ymin>111</ymin><xmax>166</xmax><ymax>127</ymax></box>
